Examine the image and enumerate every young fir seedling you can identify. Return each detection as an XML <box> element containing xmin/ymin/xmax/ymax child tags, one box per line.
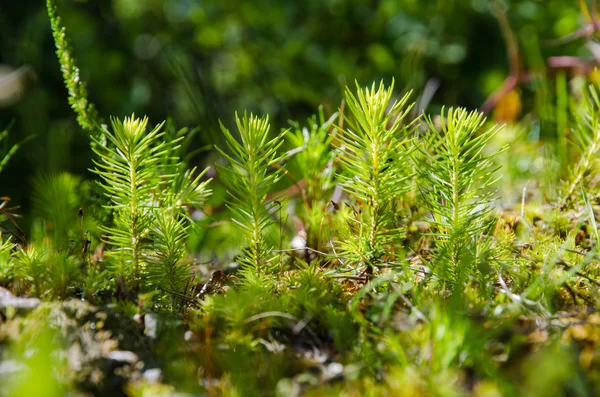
<box><xmin>146</xmin><ymin>212</ymin><xmax>191</xmax><ymax>309</ymax></box>
<box><xmin>216</xmin><ymin>113</ymin><xmax>287</xmax><ymax>275</ymax></box>
<box><xmin>415</xmin><ymin>108</ymin><xmax>505</xmax><ymax>293</ymax></box>
<box><xmin>335</xmin><ymin>81</ymin><xmax>415</xmax><ymax>275</ymax></box>
<box><xmin>0</xmin><ymin>235</ymin><xmax>16</xmax><ymax>284</ymax></box>
<box><xmin>562</xmin><ymin>84</ymin><xmax>600</xmax><ymax>208</ymax></box>
<box><xmin>91</xmin><ymin>115</ymin><xmax>212</xmax><ymax>299</ymax></box>
<box><xmin>91</xmin><ymin>116</ymin><xmax>171</xmax><ymax>287</ymax></box>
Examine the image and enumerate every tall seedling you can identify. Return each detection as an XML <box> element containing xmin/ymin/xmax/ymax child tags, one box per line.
<box><xmin>92</xmin><ymin>116</ymin><xmax>212</xmax><ymax>299</ymax></box>
<box><xmin>91</xmin><ymin>116</ymin><xmax>173</xmax><ymax>288</ymax></box>
<box><xmin>216</xmin><ymin>113</ymin><xmax>287</xmax><ymax>275</ymax></box>
<box><xmin>415</xmin><ymin>108</ymin><xmax>504</xmax><ymax>295</ymax></box>
<box><xmin>336</xmin><ymin>81</ymin><xmax>415</xmax><ymax>275</ymax></box>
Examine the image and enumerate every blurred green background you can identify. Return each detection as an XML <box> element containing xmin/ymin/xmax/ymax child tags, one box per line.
<box><xmin>0</xmin><ymin>0</ymin><xmax>593</xmax><ymax>227</ymax></box>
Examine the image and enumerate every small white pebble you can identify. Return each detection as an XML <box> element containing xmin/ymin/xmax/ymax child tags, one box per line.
<box><xmin>143</xmin><ymin>368</ymin><xmax>162</xmax><ymax>383</ymax></box>
<box><xmin>144</xmin><ymin>313</ymin><xmax>158</xmax><ymax>339</ymax></box>
<box><xmin>107</xmin><ymin>350</ymin><xmax>138</xmax><ymax>364</ymax></box>
<box><xmin>326</xmin><ymin>362</ymin><xmax>344</xmax><ymax>378</ymax></box>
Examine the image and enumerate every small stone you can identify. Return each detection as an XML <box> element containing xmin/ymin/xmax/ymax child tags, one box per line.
<box><xmin>323</xmin><ymin>362</ymin><xmax>344</xmax><ymax>379</ymax></box>
<box><xmin>133</xmin><ymin>313</ymin><xmax>143</xmax><ymax>325</ymax></box>
<box><xmin>0</xmin><ymin>359</ymin><xmax>25</xmax><ymax>376</ymax></box>
<box><xmin>290</xmin><ymin>234</ymin><xmax>307</xmax><ymax>252</ymax></box>
<box><xmin>144</xmin><ymin>313</ymin><xmax>158</xmax><ymax>339</ymax></box>
<box><xmin>0</xmin><ymin>287</ymin><xmax>13</xmax><ymax>297</ymax></box>
<box><xmin>143</xmin><ymin>368</ymin><xmax>162</xmax><ymax>383</ymax></box>
<box><xmin>0</xmin><ymin>295</ymin><xmax>40</xmax><ymax>310</ymax></box>
<box><xmin>107</xmin><ymin>350</ymin><xmax>139</xmax><ymax>364</ymax></box>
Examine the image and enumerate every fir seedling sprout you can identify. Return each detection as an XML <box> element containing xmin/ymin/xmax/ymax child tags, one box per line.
<box><xmin>415</xmin><ymin>108</ymin><xmax>505</xmax><ymax>292</ymax></box>
<box><xmin>562</xmin><ymin>84</ymin><xmax>600</xmax><ymax>208</ymax></box>
<box><xmin>91</xmin><ymin>115</ymin><xmax>171</xmax><ymax>287</ymax></box>
<box><xmin>216</xmin><ymin>112</ymin><xmax>287</xmax><ymax>275</ymax></box>
<box><xmin>335</xmin><ymin>80</ymin><xmax>415</xmax><ymax>275</ymax></box>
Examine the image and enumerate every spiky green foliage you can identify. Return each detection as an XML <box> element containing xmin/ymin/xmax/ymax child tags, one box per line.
<box><xmin>91</xmin><ymin>114</ymin><xmax>212</xmax><ymax>297</ymax></box>
<box><xmin>0</xmin><ymin>235</ymin><xmax>16</xmax><ymax>286</ymax></box>
<box><xmin>216</xmin><ymin>113</ymin><xmax>287</xmax><ymax>274</ymax></box>
<box><xmin>91</xmin><ymin>115</ymin><xmax>170</xmax><ymax>285</ymax></box>
<box><xmin>147</xmin><ymin>212</ymin><xmax>190</xmax><ymax>309</ymax></box>
<box><xmin>13</xmin><ymin>245</ymin><xmax>48</xmax><ymax>298</ymax></box>
<box><xmin>562</xmin><ymin>84</ymin><xmax>600</xmax><ymax>207</ymax></box>
<box><xmin>1</xmin><ymin>228</ymin><xmax>83</xmax><ymax>300</ymax></box>
<box><xmin>415</xmin><ymin>108</ymin><xmax>504</xmax><ymax>290</ymax></box>
<box><xmin>164</xmin><ymin>168</ymin><xmax>212</xmax><ymax>218</ymax></box>
<box><xmin>335</xmin><ymin>81</ymin><xmax>414</xmax><ymax>273</ymax></box>
<box><xmin>46</xmin><ymin>0</ymin><xmax>102</xmax><ymax>135</ymax></box>
<box><xmin>157</xmin><ymin>124</ymin><xmax>213</xmax><ymax>215</ymax></box>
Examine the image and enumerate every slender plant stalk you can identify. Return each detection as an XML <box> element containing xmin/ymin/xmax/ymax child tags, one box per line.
<box><xmin>46</xmin><ymin>0</ymin><xmax>103</xmax><ymax>135</ymax></box>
